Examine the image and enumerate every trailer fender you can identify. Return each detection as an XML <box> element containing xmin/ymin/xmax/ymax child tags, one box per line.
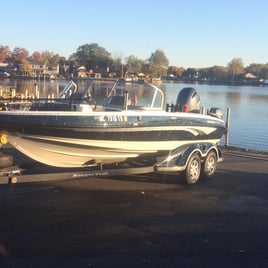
<box><xmin>154</xmin><ymin>143</ymin><xmax>221</xmax><ymax>174</ymax></box>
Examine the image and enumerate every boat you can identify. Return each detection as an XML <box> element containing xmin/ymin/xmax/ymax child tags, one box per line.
<box><xmin>0</xmin><ymin>79</ymin><xmax>227</xmax><ymax>170</ymax></box>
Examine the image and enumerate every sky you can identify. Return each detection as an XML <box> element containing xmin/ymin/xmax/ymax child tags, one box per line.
<box><xmin>1</xmin><ymin>0</ymin><xmax>268</xmax><ymax>68</ymax></box>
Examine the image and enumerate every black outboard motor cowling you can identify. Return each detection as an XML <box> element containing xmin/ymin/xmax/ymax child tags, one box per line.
<box><xmin>176</xmin><ymin>87</ymin><xmax>201</xmax><ymax>113</ymax></box>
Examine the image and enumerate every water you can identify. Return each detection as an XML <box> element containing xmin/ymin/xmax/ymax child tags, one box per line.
<box><xmin>1</xmin><ymin>79</ymin><xmax>268</xmax><ymax>152</ymax></box>
<box><xmin>163</xmin><ymin>81</ymin><xmax>268</xmax><ymax>152</ymax></box>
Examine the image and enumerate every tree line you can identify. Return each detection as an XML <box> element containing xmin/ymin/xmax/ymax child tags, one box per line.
<box><xmin>1</xmin><ymin>43</ymin><xmax>268</xmax><ymax>83</ymax></box>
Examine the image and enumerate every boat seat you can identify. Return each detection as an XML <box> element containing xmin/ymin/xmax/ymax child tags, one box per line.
<box><xmin>68</xmin><ymin>92</ymin><xmax>84</xmax><ymax>100</ymax></box>
<box><xmin>108</xmin><ymin>96</ymin><xmax>125</xmax><ymax>106</ymax></box>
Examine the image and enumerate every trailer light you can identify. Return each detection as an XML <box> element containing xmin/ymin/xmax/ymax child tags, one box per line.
<box><xmin>0</xmin><ymin>134</ymin><xmax>8</xmax><ymax>145</ymax></box>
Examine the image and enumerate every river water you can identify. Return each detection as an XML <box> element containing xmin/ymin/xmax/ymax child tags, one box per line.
<box><xmin>1</xmin><ymin>79</ymin><xmax>268</xmax><ymax>152</ymax></box>
<box><xmin>163</xmin><ymin>81</ymin><xmax>268</xmax><ymax>152</ymax></box>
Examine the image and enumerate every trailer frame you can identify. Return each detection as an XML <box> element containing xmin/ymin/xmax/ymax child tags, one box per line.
<box><xmin>0</xmin><ymin>142</ymin><xmax>223</xmax><ymax>185</ymax></box>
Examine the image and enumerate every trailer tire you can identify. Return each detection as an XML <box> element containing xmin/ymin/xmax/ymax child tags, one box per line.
<box><xmin>184</xmin><ymin>153</ymin><xmax>201</xmax><ymax>184</ymax></box>
<box><xmin>202</xmin><ymin>150</ymin><xmax>217</xmax><ymax>179</ymax></box>
<box><xmin>0</xmin><ymin>153</ymin><xmax>14</xmax><ymax>168</ymax></box>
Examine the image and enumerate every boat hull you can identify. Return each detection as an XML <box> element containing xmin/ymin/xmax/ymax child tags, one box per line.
<box><xmin>0</xmin><ymin>111</ymin><xmax>227</xmax><ymax>167</ymax></box>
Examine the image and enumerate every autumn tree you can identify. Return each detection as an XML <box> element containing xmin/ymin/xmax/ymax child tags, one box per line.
<box><xmin>42</xmin><ymin>51</ymin><xmax>60</xmax><ymax>64</ymax></box>
<box><xmin>20</xmin><ymin>59</ymin><xmax>32</xmax><ymax>76</ymax></box>
<box><xmin>0</xmin><ymin>45</ymin><xmax>12</xmax><ymax>62</ymax></box>
<box><xmin>228</xmin><ymin>58</ymin><xmax>244</xmax><ymax>81</ymax></box>
<box><xmin>148</xmin><ymin>49</ymin><xmax>169</xmax><ymax>77</ymax></box>
<box><xmin>12</xmin><ymin>47</ymin><xmax>29</xmax><ymax>64</ymax></box>
<box><xmin>32</xmin><ymin>51</ymin><xmax>44</xmax><ymax>62</ymax></box>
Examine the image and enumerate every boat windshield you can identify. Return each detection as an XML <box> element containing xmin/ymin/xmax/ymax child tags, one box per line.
<box><xmin>58</xmin><ymin>80</ymin><xmax>116</xmax><ymax>101</ymax></box>
<box><xmin>57</xmin><ymin>79</ymin><xmax>164</xmax><ymax>111</ymax></box>
<box><xmin>103</xmin><ymin>80</ymin><xmax>164</xmax><ymax>111</ymax></box>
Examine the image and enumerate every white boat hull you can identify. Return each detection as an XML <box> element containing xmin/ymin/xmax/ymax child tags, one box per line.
<box><xmin>7</xmin><ymin>133</ymin><xmax>221</xmax><ymax>168</ymax></box>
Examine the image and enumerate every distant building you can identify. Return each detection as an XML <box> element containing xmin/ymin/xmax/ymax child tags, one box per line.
<box><xmin>45</xmin><ymin>63</ymin><xmax>59</xmax><ymax>77</ymax></box>
<box><xmin>30</xmin><ymin>61</ymin><xmax>45</xmax><ymax>78</ymax></box>
<box><xmin>29</xmin><ymin>61</ymin><xmax>59</xmax><ymax>79</ymax></box>
<box><xmin>243</xmin><ymin>72</ymin><xmax>262</xmax><ymax>85</ymax></box>
<box><xmin>244</xmin><ymin>73</ymin><xmax>257</xmax><ymax>79</ymax></box>
<box><xmin>0</xmin><ymin>63</ymin><xmax>13</xmax><ymax>77</ymax></box>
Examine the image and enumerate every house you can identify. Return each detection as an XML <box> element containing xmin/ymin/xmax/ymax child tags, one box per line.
<box><xmin>0</xmin><ymin>63</ymin><xmax>8</xmax><ymax>77</ymax></box>
<box><xmin>243</xmin><ymin>72</ymin><xmax>262</xmax><ymax>85</ymax></box>
<box><xmin>29</xmin><ymin>60</ymin><xmax>59</xmax><ymax>79</ymax></box>
<box><xmin>0</xmin><ymin>63</ymin><xmax>13</xmax><ymax>77</ymax></box>
<box><xmin>45</xmin><ymin>63</ymin><xmax>59</xmax><ymax>78</ymax></box>
<box><xmin>244</xmin><ymin>73</ymin><xmax>257</xmax><ymax>79</ymax></box>
<box><xmin>30</xmin><ymin>61</ymin><xmax>46</xmax><ymax>78</ymax></box>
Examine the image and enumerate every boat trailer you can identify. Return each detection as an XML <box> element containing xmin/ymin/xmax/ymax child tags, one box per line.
<box><xmin>0</xmin><ymin>142</ymin><xmax>223</xmax><ymax>185</ymax></box>
<box><xmin>0</xmin><ymin>164</ymin><xmax>155</xmax><ymax>185</ymax></box>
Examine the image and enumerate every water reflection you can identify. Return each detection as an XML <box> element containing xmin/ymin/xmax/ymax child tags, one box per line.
<box><xmin>165</xmin><ymin>82</ymin><xmax>268</xmax><ymax>151</ymax></box>
<box><xmin>0</xmin><ymin>79</ymin><xmax>66</xmax><ymax>97</ymax></box>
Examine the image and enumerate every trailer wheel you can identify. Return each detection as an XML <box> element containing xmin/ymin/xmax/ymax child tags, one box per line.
<box><xmin>184</xmin><ymin>153</ymin><xmax>201</xmax><ymax>184</ymax></box>
<box><xmin>202</xmin><ymin>150</ymin><xmax>217</xmax><ymax>179</ymax></box>
<box><xmin>0</xmin><ymin>153</ymin><xmax>14</xmax><ymax>168</ymax></box>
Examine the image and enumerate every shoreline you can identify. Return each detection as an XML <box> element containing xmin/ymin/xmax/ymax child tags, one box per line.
<box><xmin>221</xmin><ymin>144</ymin><xmax>268</xmax><ymax>156</ymax></box>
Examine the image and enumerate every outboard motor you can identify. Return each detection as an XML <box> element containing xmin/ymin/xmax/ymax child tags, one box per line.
<box><xmin>208</xmin><ymin>107</ymin><xmax>223</xmax><ymax>119</ymax></box>
<box><xmin>176</xmin><ymin>87</ymin><xmax>201</xmax><ymax>113</ymax></box>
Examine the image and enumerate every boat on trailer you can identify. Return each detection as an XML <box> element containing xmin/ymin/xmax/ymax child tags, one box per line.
<box><xmin>0</xmin><ymin>79</ymin><xmax>227</xmax><ymax>184</ymax></box>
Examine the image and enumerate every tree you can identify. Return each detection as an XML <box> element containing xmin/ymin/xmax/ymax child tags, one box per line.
<box><xmin>207</xmin><ymin>65</ymin><xmax>228</xmax><ymax>82</ymax></box>
<box><xmin>110</xmin><ymin>56</ymin><xmax>124</xmax><ymax>78</ymax></box>
<box><xmin>0</xmin><ymin>45</ymin><xmax>12</xmax><ymax>62</ymax></box>
<box><xmin>12</xmin><ymin>47</ymin><xmax>29</xmax><ymax>64</ymax></box>
<box><xmin>126</xmin><ymin>55</ymin><xmax>145</xmax><ymax>73</ymax></box>
<box><xmin>243</xmin><ymin>62</ymin><xmax>268</xmax><ymax>81</ymax></box>
<box><xmin>148</xmin><ymin>49</ymin><xmax>169</xmax><ymax>77</ymax></box>
<box><xmin>167</xmin><ymin>66</ymin><xmax>184</xmax><ymax>78</ymax></box>
<box><xmin>19</xmin><ymin>59</ymin><xmax>32</xmax><ymax>76</ymax></box>
<box><xmin>182</xmin><ymin>68</ymin><xmax>197</xmax><ymax>80</ymax></box>
<box><xmin>73</xmin><ymin>43</ymin><xmax>112</xmax><ymax>70</ymax></box>
<box><xmin>228</xmin><ymin>58</ymin><xmax>244</xmax><ymax>81</ymax></box>
<box><xmin>32</xmin><ymin>51</ymin><xmax>44</xmax><ymax>62</ymax></box>
<box><xmin>42</xmin><ymin>51</ymin><xmax>60</xmax><ymax>64</ymax></box>
<box><xmin>198</xmin><ymin>68</ymin><xmax>210</xmax><ymax>80</ymax></box>
<box><xmin>259</xmin><ymin>64</ymin><xmax>268</xmax><ymax>79</ymax></box>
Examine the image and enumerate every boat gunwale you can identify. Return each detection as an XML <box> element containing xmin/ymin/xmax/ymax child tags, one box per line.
<box><xmin>0</xmin><ymin>109</ymin><xmax>225</xmax><ymax>122</ymax></box>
